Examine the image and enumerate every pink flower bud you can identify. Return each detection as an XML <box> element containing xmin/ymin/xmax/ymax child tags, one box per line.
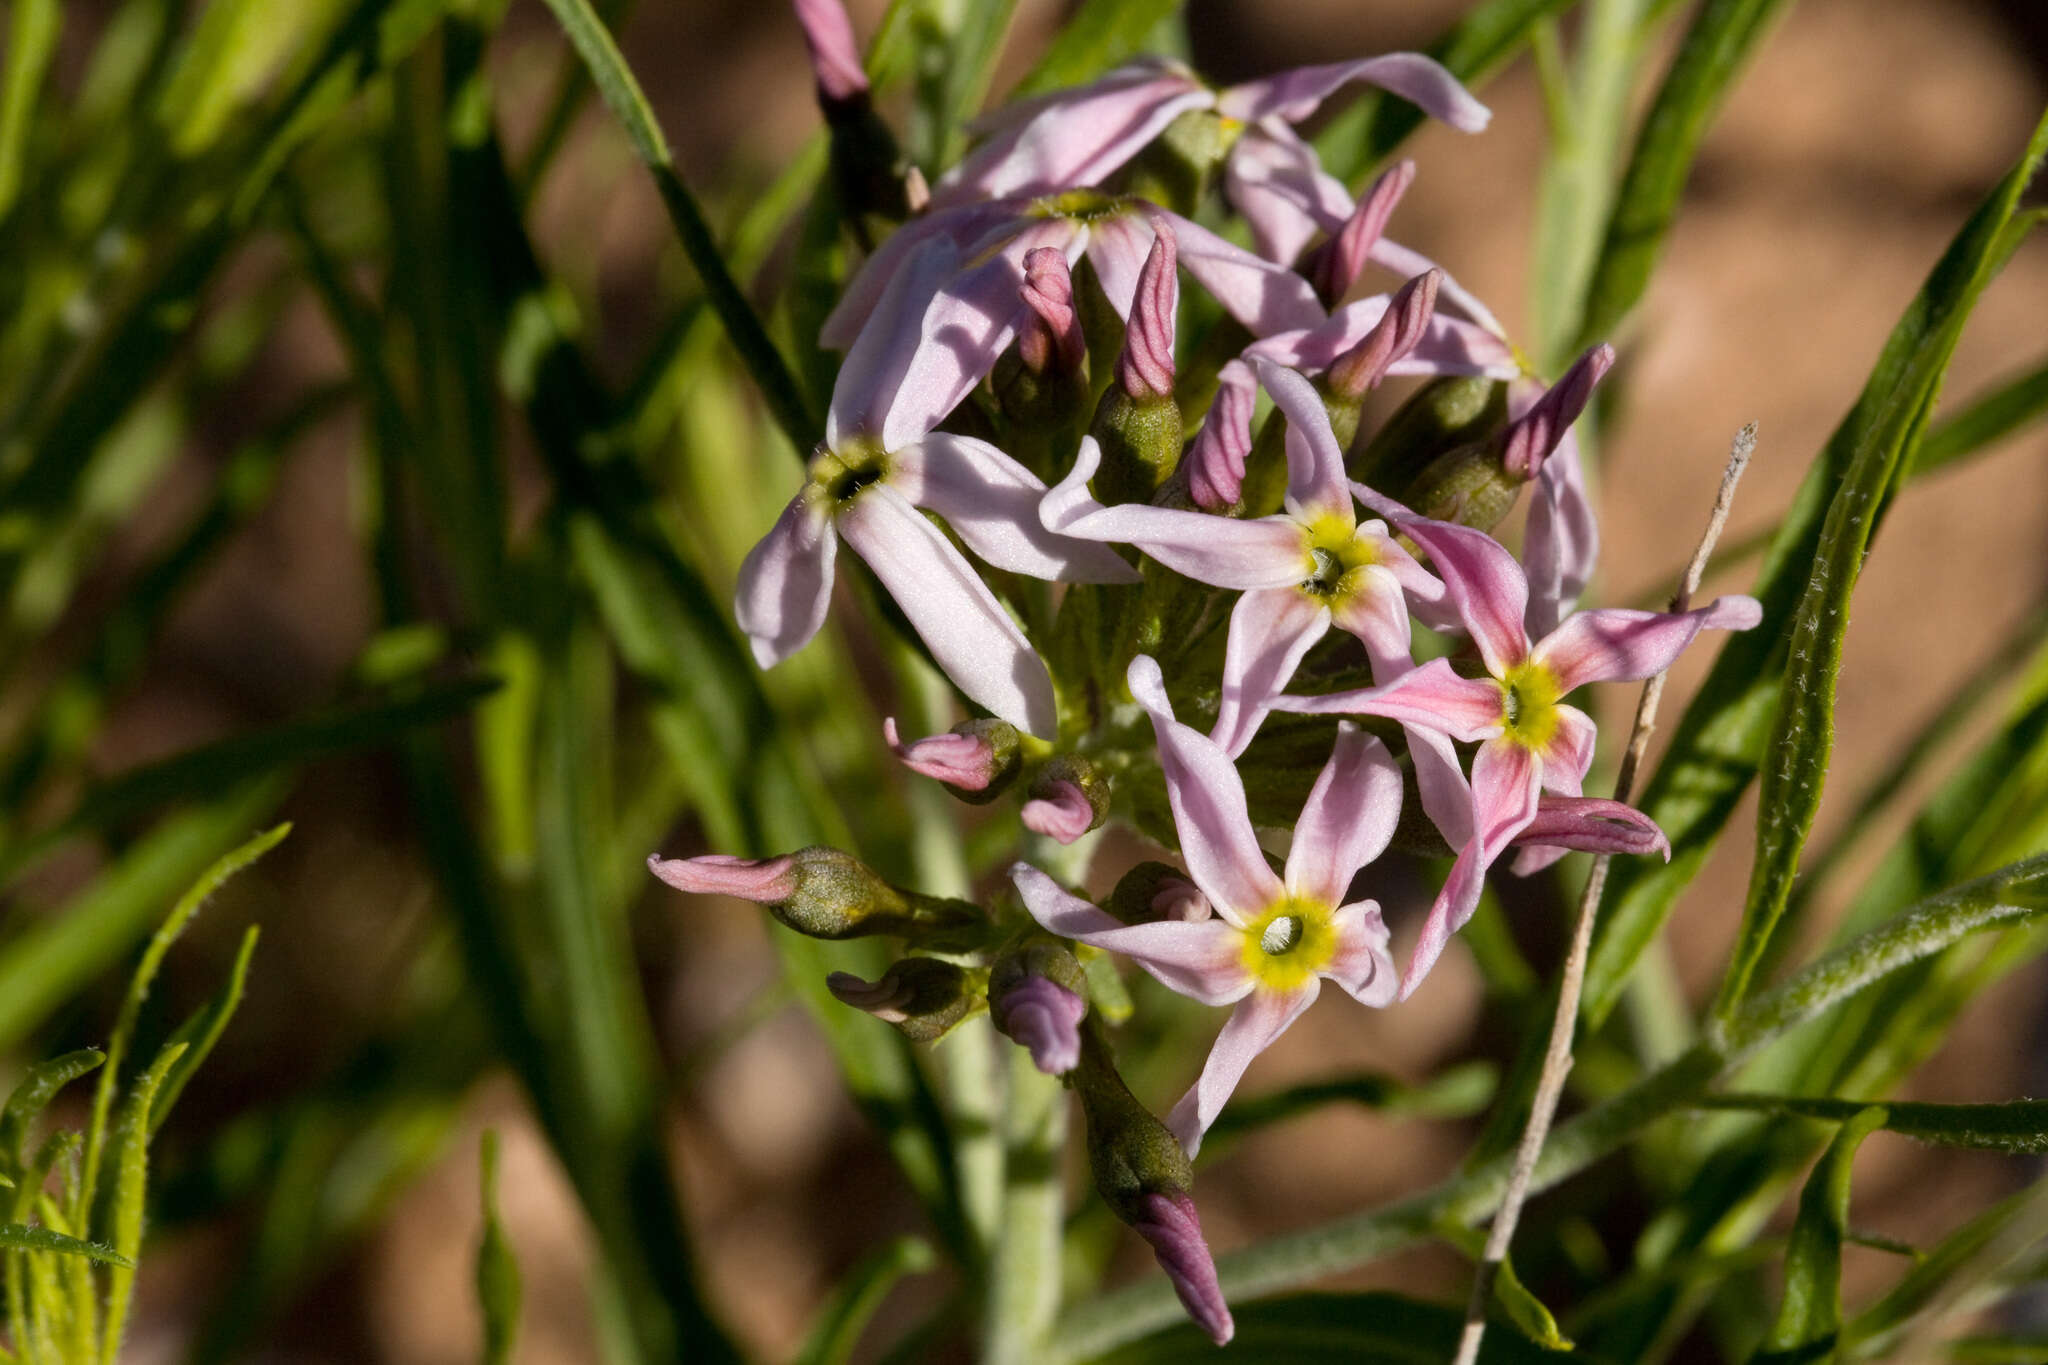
<box><xmin>1308</xmin><ymin>159</ymin><xmax>1415</xmax><ymax>305</ymax></box>
<box><xmin>792</xmin><ymin>0</ymin><xmax>868</xmax><ymax>104</ymax></box>
<box><xmin>992</xmin><ymin>975</ymin><xmax>1087</xmax><ymax>1075</ymax></box>
<box><xmin>1508</xmin><ymin>795</ymin><xmax>1670</xmax><ymax>876</ymax></box>
<box><xmin>1151</xmin><ymin>875</ymin><xmax>1212</xmax><ymax>923</ymax></box>
<box><xmin>1129</xmin><ymin>1191</ymin><xmax>1234</xmax><ymax>1346</ymax></box>
<box><xmin>1022</xmin><ymin>779</ymin><xmax>1097</xmax><ymax>845</ymax></box>
<box><xmin>1501</xmin><ymin>343</ymin><xmax>1615</xmax><ymax>480</ymax></box>
<box><xmin>1327</xmin><ymin>268</ymin><xmax>1441</xmax><ymax>399</ymax></box>
<box><xmin>645</xmin><ymin>853</ymin><xmax>797</xmax><ymax>903</ymax></box>
<box><xmin>1186</xmin><ymin>361</ymin><xmax>1255</xmax><ymax>512</ymax></box>
<box><xmin>884</xmin><ymin>717</ymin><xmax>996</xmax><ymax>790</ymax></box>
<box><xmin>1116</xmin><ymin>217</ymin><xmax>1178</xmax><ymax>401</ymax></box>
<box><xmin>1018</xmin><ymin>247</ymin><xmax>1085</xmax><ymax>376</ymax></box>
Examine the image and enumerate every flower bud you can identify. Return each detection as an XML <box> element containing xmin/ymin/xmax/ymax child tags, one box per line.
<box><xmin>1508</xmin><ymin>795</ymin><xmax>1670</xmax><ymax>875</ymax></box>
<box><xmin>994</xmin><ymin>250</ymin><xmax>1091</xmax><ymax>451</ymax></box>
<box><xmin>1105</xmin><ymin>861</ymin><xmax>1213</xmax><ymax>925</ymax></box>
<box><xmin>1087</xmin><ymin>226</ymin><xmax>1184</xmax><ymax>506</ymax></box>
<box><xmin>1116</xmin><ymin>219</ymin><xmax>1178</xmax><ymax>402</ymax></box>
<box><xmin>649</xmin><ymin>846</ymin><xmax>982</xmax><ymax>944</ymax></box>
<box><xmin>827</xmin><ymin>958</ymin><xmax>984</xmax><ymax>1042</ymax></box>
<box><xmin>1306</xmin><ymin>160</ymin><xmax>1415</xmax><ymax>308</ymax></box>
<box><xmin>1500</xmin><ymin>344</ymin><xmax>1614</xmax><ymax>480</ymax></box>
<box><xmin>1018</xmin><ymin>247</ymin><xmax>1085</xmax><ymax>378</ymax></box>
<box><xmin>1326</xmin><ymin>269</ymin><xmax>1441</xmax><ymax>401</ymax></box>
<box><xmin>884</xmin><ymin>716</ymin><xmax>1021</xmax><ymax>804</ymax></box>
<box><xmin>1022</xmin><ymin>755</ymin><xmax>1111</xmax><ymax>845</ymax></box>
<box><xmin>1183</xmin><ymin>361</ymin><xmax>1254</xmax><ymax>514</ymax></box>
<box><xmin>1073</xmin><ymin>1025</ymin><xmax>1232</xmax><ymax>1345</ymax></box>
<box><xmin>1347</xmin><ymin>373</ymin><xmax>1508</xmax><ymax>490</ymax></box>
<box><xmin>792</xmin><ymin>0</ymin><xmax>866</xmax><ymax>104</ymax></box>
<box><xmin>989</xmin><ymin>939</ymin><xmax>1089</xmax><ymax>1074</ymax></box>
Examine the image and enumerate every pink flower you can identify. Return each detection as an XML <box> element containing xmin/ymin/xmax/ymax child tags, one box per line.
<box><xmin>737</xmin><ymin>240</ymin><xmax>1139</xmax><ymax>738</ymax></box>
<box><xmin>819</xmin><ymin>191</ymin><xmax>1325</xmax><ymax>362</ymax></box>
<box><xmin>1012</xmin><ymin>656</ymin><xmax>1401</xmax><ymax>1155</ymax></box>
<box><xmin>932</xmin><ymin>55</ymin><xmax>1488</xmax><ymax>262</ymax></box>
<box><xmin>1274</xmin><ymin>518</ymin><xmax>1760</xmax><ymax>995</ymax></box>
<box><xmin>1043</xmin><ymin>361</ymin><xmax>1442</xmax><ymax>756</ymax></box>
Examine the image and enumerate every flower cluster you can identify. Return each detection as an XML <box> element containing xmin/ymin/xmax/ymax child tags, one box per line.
<box><xmin>653</xmin><ymin>4</ymin><xmax>1760</xmax><ymax>1346</ymax></box>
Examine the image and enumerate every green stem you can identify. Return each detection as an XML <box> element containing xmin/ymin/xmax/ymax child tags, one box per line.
<box><xmin>981</xmin><ymin>1050</ymin><xmax>1067</xmax><ymax>1365</ymax></box>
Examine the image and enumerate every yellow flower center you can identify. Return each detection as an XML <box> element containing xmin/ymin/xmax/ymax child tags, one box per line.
<box><xmin>1239</xmin><ymin>897</ymin><xmax>1338</xmax><ymax>993</ymax></box>
<box><xmin>1498</xmin><ymin>659</ymin><xmax>1564</xmax><ymax>750</ymax></box>
<box><xmin>809</xmin><ymin>439</ymin><xmax>888</xmax><ymax>508</ymax></box>
<box><xmin>1297</xmin><ymin>517</ymin><xmax>1380</xmax><ymax>606</ymax></box>
<box><xmin>1030</xmin><ymin>189</ymin><xmax>1130</xmax><ymax>222</ymax></box>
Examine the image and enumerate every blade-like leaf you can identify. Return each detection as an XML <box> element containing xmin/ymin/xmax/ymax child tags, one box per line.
<box><xmin>0</xmin><ymin>1051</ymin><xmax>103</xmax><ymax>1179</ymax></box>
<box><xmin>0</xmin><ymin>0</ymin><xmax>60</xmax><ymax>219</ymax></box>
<box><xmin>99</xmin><ymin>1040</ymin><xmax>184</xmax><ymax>1365</ymax></box>
<box><xmin>1753</xmin><ymin>1107</ymin><xmax>1886</xmax><ymax>1363</ymax></box>
<box><xmin>907</xmin><ymin>0</ymin><xmax>1023</xmax><ymax>171</ymax></box>
<box><xmin>1573</xmin><ymin>0</ymin><xmax>1793</xmax><ymax>348</ymax></box>
<box><xmin>1206</xmin><ymin>1063</ymin><xmax>1498</xmax><ymax>1145</ymax></box>
<box><xmin>1914</xmin><ymin>351</ymin><xmax>2048</xmax><ymax>477</ymax></box>
<box><xmin>1092</xmin><ymin>1291</ymin><xmax>1594</xmax><ymax>1363</ymax></box>
<box><xmin>149</xmin><ymin>925</ymin><xmax>261</xmax><ymax>1137</ymax></box>
<box><xmin>0</xmin><ymin>1224</ymin><xmax>129</xmax><ymax>1267</ymax></box>
<box><xmin>793</xmin><ymin>1235</ymin><xmax>936</xmax><ymax>1365</ymax></box>
<box><xmin>1845</xmin><ymin>1175</ymin><xmax>2048</xmax><ymax>1358</ymax></box>
<box><xmin>1700</xmin><ymin>1095</ymin><xmax>2048</xmax><ymax>1154</ymax></box>
<box><xmin>476</xmin><ymin>1130</ymin><xmax>521</xmax><ymax>1365</ymax></box>
<box><xmin>1584</xmin><ymin>107</ymin><xmax>2048</xmax><ymax>1024</ymax></box>
<box><xmin>1010</xmin><ymin>0</ymin><xmax>1181</xmax><ymax>100</ymax></box>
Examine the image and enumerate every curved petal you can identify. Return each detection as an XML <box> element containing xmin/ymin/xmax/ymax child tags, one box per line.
<box><xmin>1326</xmin><ymin>900</ymin><xmax>1397</xmax><ymax>1006</ymax></box>
<box><xmin>841</xmin><ymin>485</ymin><xmax>1057</xmax><ymax>736</ymax></box>
<box><xmin>1011</xmin><ymin>863</ymin><xmax>1252</xmax><ymax>1005</ymax></box>
<box><xmin>1330</xmin><ymin>564</ymin><xmax>1414</xmax><ymax>677</ymax></box>
<box><xmin>1217</xmin><ymin>54</ymin><xmax>1491</xmax><ymax>132</ymax></box>
<box><xmin>821</xmin><ymin>202</ymin><xmax>1015</xmax><ymax>349</ymax></box>
<box><xmin>1407</xmin><ymin>722</ymin><xmax>1474</xmax><ymax>848</ymax></box>
<box><xmin>932</xmin><ymin>74</ymin><xmax>1211</xmax><ymax>207</ymax></box>
<box><xmin>1539</xmin><ymin>703</ymin><xmax>1598</xmax><ymax>797</ymax></box>
<box><xmin>1211</xmin><ymin>588</ymin><xmax>1330</xmax><ymax>759</ymax></box>
<box><xmin>1368</xmin><ymin>525</ymin><xmax>1447</xmax><ymax>604</ymax></box>
<box><xmin>1163</xmin><ymin>210</ymin><xmax>1327</xmax><ymax>336</ymax></box>
<box><xmin>1367</xmin><ymin>236</ymin><xmax>1509</xmax><ymax>341</ymax></box>
<box><xmin>1532</xmin><ymin>596</ymin><xmax>1763</xmax><ymax>695</ymax></box>
<box><xmin>1221</xmin><ymin>122</ymin><xmax>1353</xmax><ymax>263</ymax></box>
<box><xmin>1514</xmin><ymin>795</ymin><xmax>1669</xmax><ymax>865</ymax></box>
<box><xmin>1255</xmin><ymin>359</ymin><xmax>1351</xmax><ymax>521</ymax></box>
<box><xmin>1042</xmin><ymin>437</ymin><xmax>1310</xmax><ymax>589</ymax></box>
<box><xmin>1246</xmin><ymin>294</ymin><xmax>1518</xmax><ymax>379</ymax></box>
<box><xmin>1167</xmin><ymin>985</ymin><xmax>1321</xmax><ymax>1156</ymax></box>
<box><xmin>895</xmin><ymin>432</ymin><xmax>1139</xmax><ymax>583</ymax></box>
<box><xmin>1522</xmin><ymin>416</ymin><xmax>1599</xmax><ymax>640</ymax></box>
<box><xmin>1083</xmin><ymin>214</ymin><xmax>1153</xmax><ymax>320</ymax></box>
<box><xmin>1129</xmin><ymin>655</ymin><xmax>1285</xmax><ymax>923</ymax></box>
<box><xmin>1270</xmin><ymin>657</ymin><xmax>1504</xmax><ymax>742</ymax></box>
<box><xmin>1285</xmin><ymin>725</ymin><xmax>1402</xmax><ymax>907</ymax></box>
<box><xmin>735</xmin><ymin>494</ymin><xmax>838</xmax><ymax>667</ymax></box>
<box><xmin>1397</xmin><ymin>518</ymin><xmax>1532</xmax><ymax>677</ymax></box>
<box><xmin>1400</xmin><ymin>737</ymin><xmax>1540</xmax><ymax>998</ymax></box>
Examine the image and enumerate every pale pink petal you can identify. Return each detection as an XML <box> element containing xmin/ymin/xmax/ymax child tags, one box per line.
<box><xmin>1254</xmin><ymin>359</ymin><xmax>1351</xmax><ymax>521</ymax></box>
<box><xmin>791</xmin><ymin>0</ymin><xmax>866</xmax><ymax>102</ymax></box>
<box><xmin>1326</xmin><ymin>900</ymin><xmax>1398</xmax><ymax>1006</ymax></box>
<box><xmin>1306</xmin><ymin>160</ymin><xmax>1413</xmax><ymax>303</ymax></box>
<box><xmin>1167</xmin><ymin>986</ymin><xmax>1321</xmax><ymax>1156</ymax></box>
<box><xmin>1407</xmin><ymin>722</ymin><xmax>1475</xmax><ymax>848</ymax></box>
<box><xmin>884</xmin><ymin>219</ymin><xmax>1080</xmax><ymax>449</ymax></box>
<box><xmin>1082</xmin><ymin>214</ymin><xmax>1153</xmax><ymax>320</ymax></box>
<box><xmin>884</xmin><ymin>717</ymin><xmax>996</xmax><ymax>789</ymax></box>
<box><xmin>1523</xmin><ymin>418</ymin><xmax>1599</xmax><ymax>640</ymax></box>
<box><xmin>1368</xmin><ymin>236</ymin><xmax>1508</xmax><ymax>341</ymax></box>
<box><xmin>840</xmin><ymin>485</ymin><xmax>1057</xmax><ymax>737</ymax></box>
<box><xmin>735</xmin><ymin>494</ymin><xmax>838</xmax><ymax>667</ymax></box>
<box><xmin>1162</xmin><ymin>210</ymin><xmax>1327</xmax><ymax>336</ymax></box>
<box><xmin>1021</xmin><ymin>780</ymin><xmax>1096</xmax><ymax>844</ymax></box>
<box><xmin>1501</xmin><ymin>344</ymin><xmax>1613</xmax><ymax>481</ymax></box>
<box><xmin>829</xmin><ymin>237</ymin><xmax>961</xmax><ymax>448</ymax></box>
<box><xmin>820</xmin><ymin>202</ymin><xmax>1015</xmax><ymax>349</ymax></box>
<box><xmin>1186</xmin><ymin>360</ymin><xmax>1256</xmax><ymax>512</ymax></box>
<box><xmin>1506</xmin><ymin>843</ymin><xmax>1572</xmax><ymax>877</ymax></box>
<box><xmin>1011</xmin><ymin>863</ymin><xmax>1253</xmax><ymax>1005</ymax></box>
<box><xmin>932</xmin><ymin>74</ymin><xmax>1211</xmax><ymax>208</ymax></box>
<box><xmin>1539</xmin><ymin>703</ymin><xmax>1598</xmax><ymax>797</ymax></box>
<box><xmin>1245</xmin><ymin>297</ymin><xmax>1517</xmax><ymax>381</ymax></box>
<box><xmin>1329</xmin><ymin>565</ymin><xmax>1413</xmax><ymax>677</ymax></box>
<box><xmin>1210</xmin><ymin>588</ymin><xmax>1331</xmax><ymax>759</ymax></box>
<box><xmin>1367</xmin><ymin>524</ymin><xmax>1447</xmax><ymax>604</ymax></box>
<box><xmin>1400</xmin><ymin>737</ymin><xmax>1540</xmax><ymax>998</ymax></box>
<box><xmin>1042</xmin><ymin>437</ymin><xmax>1309</xmax><ymax>589</ymax></box>
<box><xmin>1128</xmin><ymin>654</ymin><xmax>1285</xmax><ymax>924</ymax></box>
<box><xmin>1285</xmin><ymin>725</ymin><xmax>1402</xmax><ymax>907</ymax></box>
<box><xmin>1532</xmin><ymin>596</ymin><xmax>1763</xmax><ymax>695</ymax></box>
<box><xmin>965</xmin><ymin>59</ymin><xmax>1190</xmax><ymax>136</ymax></box>
<box><xmin>893</xmin><ymin>432</ymin><xmax>1140</xmax><ymax>583</ymax></box>
<box><xmin>1270</xmin><ymin>657</ymin><xmax>1504</xmax><ymax>743</ymax></box>
<box><xmin>648</xmin><ymin>852</ymin><xmax>796</xmax><ymax>901</ymax></box>
<box><xmin>1221</xmin><ymin>122</ymin><xmax>1353</xmax><ymax>263</ymax></box>
<box><xmin>1396</xmin><ymin>518</ymin><xmax>1532</xmax><ymax>677</ymax></box>
<box><xmin>1217</xmin><ymin>54</ymin><xmax>1491</xmax><ymax>132</ymax></box>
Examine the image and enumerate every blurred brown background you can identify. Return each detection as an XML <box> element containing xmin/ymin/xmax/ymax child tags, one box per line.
<box><xmin>52</xmin><ymin>0</ymin><xmax>2048</xmax><ymax>1359</ymax></box>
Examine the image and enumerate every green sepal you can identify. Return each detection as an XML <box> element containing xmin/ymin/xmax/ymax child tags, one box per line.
<box><xmin>1350</xmin><ymin>374</ymin><xmax>1510</xmax><ymax>492</ymax></box>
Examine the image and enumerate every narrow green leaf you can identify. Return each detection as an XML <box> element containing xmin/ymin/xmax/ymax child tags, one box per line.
<box><xmin>1010</xmin><ymin>0</ymin><xmax>1180</xmax><ymax>99</ymax></box>
<box><xmin>1754</xmin><ymin>1108</ymin><xmax>1885</xmax><ymax>1363</ymax></box>
<box><xmin>99</xmin><ymin>1041</ymin><xmax>184</xmax><ymax>1365</ymax></box>
<box><xmin>79</xmin><ymin>824</ymin><xmax>288</xmax><ymax>1222</ymax></box>
<box><xmin>476</xmin><ymin>1131</ymin><xmax>521</xmax><ymax>1365</ymax></box>
<box><xmin>906</xmin><ymin>0</ymin><xmax>1022</xmax><ymax>170</ymax></box>
<box><xmin>1584</xmin><ymin>107</ymin><xmax>2048</xmax><ymax>1025</ymax></box>
<box><xmin>1915</xmin><ymin>352</ymin><xmax>2048</xmax><ymax>476</ymax></box>
<box><xmin>1205</xmin><ymin>1063</ymin><xmax>1498</xmax><ymax>1144</ymax></box>
<box><xmin>0</xmin><ymin>1225</ymin><xmax>128</xmax><ymax>1268</ymax></box>
<box><xmin>793</xmin><ymin>1236</ymin><xmax>935</xmax><ymax>1365</ymax></box>
<box><xmin>149</xmin><ymin>924</ymin><xmax>261</xmax><ymax>1137</ymax></box>
<box><xmin>1573</xmin><ymin>0</ymin><xmax>1793</xmax><ymax>348</ymax></box>
<box><xmin>534</xmin><ymin>0</ymin><xmax>821</xmax><ymax>454</ymax></box>
<box><xmin>1092</xmin><ymin>1290</ymin><xmax>1594</xmax><ymax>1363</ymax></box>
<box><xmin>1315</xmin><ymin>0</ymin><xmax>1577</xmax><ymax>183</ymax></box>
<box><xmin>1700</xmin><ymin>1095</ymin><xmax>2048</xmax><ymax>1154</ymax></box>
<box><xmin>1948</xmin><ymin>1338</ymin><xmax>2048</xmax><ymax>1364</ymax></box>
<box><xmin>1845</xmin><ymin>1177</ymin><xmax>2048</xmax><ymax>1357</ymax></box>
<box><xmin>1441</xmin><ymin>1223</ymin><xmax>1575</xmax><ymax>1352</ymax></box>
<box><xmin>0</xmin><ymin>0</ymin><xmax>60</xmax><ymax>220</ymax></box>
<box><xmin>0</xmin><ymin>1052</ymin><xmax>103</xmax><ymax>1179</ymax></box>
